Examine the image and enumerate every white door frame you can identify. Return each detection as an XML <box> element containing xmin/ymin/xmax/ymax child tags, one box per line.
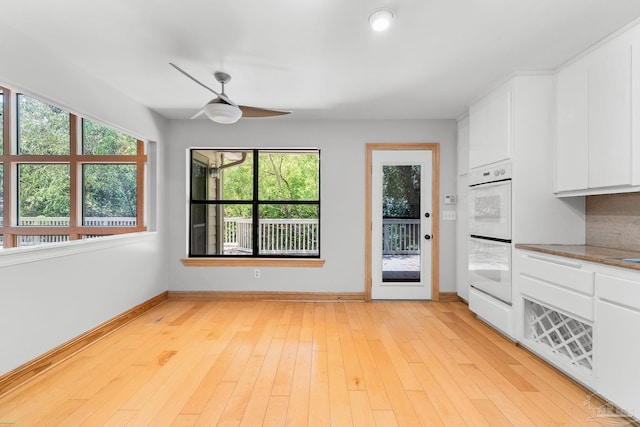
<box><xmin>365</xmin><ymin>143</ymin><xmax>440</xmax><ymax>301</ymax></box>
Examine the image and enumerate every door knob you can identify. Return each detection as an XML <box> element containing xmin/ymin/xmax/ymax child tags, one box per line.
<box><xmin>424</xmin><ymin>212</ymin><xmax>430</xmax><ymax>218</ymax></box>
<box><xmin>424</xmin><ymin>234</ymin><xmax>431</xmax><ymax>240</ymax></box>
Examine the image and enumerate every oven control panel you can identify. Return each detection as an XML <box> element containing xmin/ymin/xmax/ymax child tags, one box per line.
<box><xmin>469</xmin><ymin>163</ymin><xmax>512</xmax><ymax>186</ymax></box>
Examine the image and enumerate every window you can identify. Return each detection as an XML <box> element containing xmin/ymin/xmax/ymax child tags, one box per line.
<box><xmin>0</xmin><ymin>89</ymin><xmax>147</xmax><ymax>249</ymax></box>
<box><xmin>189</xmin><ymin>149</ymin><xmax>320</xmax><ymax>257</ymax></box>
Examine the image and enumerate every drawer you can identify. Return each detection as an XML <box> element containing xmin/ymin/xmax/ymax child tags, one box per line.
<box><xmin>519</xmin><ymin>253</ymin><xmax>594</xmax><ymax>295</ymax></box>
<box><xmin>520</xmin><ymin>274</ymin><xmax>594</xmax><ymax>321</ymax></box>
<box><xmin>596</xmin><ymin>273</ymin><xmax>640</xmax><ymax>311</ymax></box>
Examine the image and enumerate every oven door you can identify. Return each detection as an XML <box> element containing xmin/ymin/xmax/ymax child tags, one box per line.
<box><xmin>468</xmin><ymin>237</ymin><xmax>512</xmax><ymax>304</ymax></box>
<box><xmin>468</xmin><ymin>180</ymin><xmax>511</xmax><ymax>241</ymax></box>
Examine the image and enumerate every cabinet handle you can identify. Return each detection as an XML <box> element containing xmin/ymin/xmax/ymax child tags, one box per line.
<box><xmin>527</xmin><ymin>254</ymin><xmax>582</xmax><ymax>269</ymax></box>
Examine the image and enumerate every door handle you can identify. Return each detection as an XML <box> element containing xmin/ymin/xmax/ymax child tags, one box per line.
<box><xmin>424</xmin><ymin>234</ymin><xmax>431</xmax><ymax>240</ymax></box>
<box><xmin>424</xmin><ymin>212</ymin><xmax>430</xmax><ymax>218</ymax></box>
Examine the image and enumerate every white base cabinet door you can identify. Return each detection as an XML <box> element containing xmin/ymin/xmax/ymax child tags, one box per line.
<box><xmin>594</xmin><ymin>271</ymin><xmax>640</xmax><ymax>418</ymax></box>
<box><xmin>594</xmin><ymin>300</ymin><xmax>640</xmax><ymax>417</ymax></box>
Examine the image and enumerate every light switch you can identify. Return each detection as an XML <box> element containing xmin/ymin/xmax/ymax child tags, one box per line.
<box><xmin>442</xmin><ymin>211</ymin><xmax>456</xmax><ymax>221</ymax></box>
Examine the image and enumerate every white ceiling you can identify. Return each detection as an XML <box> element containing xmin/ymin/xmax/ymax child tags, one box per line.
<box><xmin>2</xmin><ymin>0</ymin><xmax>640</xmax><ymax>121</ymax></box>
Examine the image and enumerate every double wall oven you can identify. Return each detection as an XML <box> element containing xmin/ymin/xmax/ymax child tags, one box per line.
<box><xmin>468</xmin><ymin>164</ymin><xmax>513</xmax><ymax>335</ymax></box>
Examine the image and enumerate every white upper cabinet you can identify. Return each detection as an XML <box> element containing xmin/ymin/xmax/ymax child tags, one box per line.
<box><xmin>469</xmin><ymin>83</ymin><xmax>512</xmax><ymax>169</ymax></box>
<box><xmin>555</xmin><ymin>26</ymin><xmax>639</xmax><ymax>196</ymax></box>
<box><xmin>556</xmin><ymin>59</ymin><xmax>589</xmax><ymax>192</ymax></box>
<box><xmin>588</xmin><ymin>36</ymin><xmax>632</xmax><ymax>188</ymax></box>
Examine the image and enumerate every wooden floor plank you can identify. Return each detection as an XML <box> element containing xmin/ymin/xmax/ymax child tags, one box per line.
<box><xmin>405</xmin><ymin>390</ymin><xmax>446</xmax><ymax>427</ymax></box>
<box><xmin>335</xmin><ymin>303</ymin><xmax>366</xmax><ymax>391</ymax></box>
<box><xmin>348</xmin><ymin>390</ymin><xmax>377</xmax><ymax>427</ymax></box>
<box><xmin>327</xmin><ymin>335</ymin><xmax>354</xmax><ymax>427</ymax></box>
<box><xmin>308</xmin><ymin>350</ymin><xmax>331</xmax><ymax>427</ymax></box>
<box><xmin>410</xmin><ymin>340</ymin><xmax>492</xmax><ymax>426</ymax></box>
<box><xmin>0</xmin><ymin>300</ymin><xmax>621</xmax><ymax>426</ymax></box>
<box><xmin>271</xmin><ymin>303</ymin><xmax>303</xmax><ymax>397</ymax></box>
<box><xmin>283</xmin><ymin>304</ymin><xmax>313</xmax><ymax>426</ymax></box>
<box><xmin>171</xmin><ymin>413</ymin><xmax>199</xmax><ymax>427</ymax></box>
<box><xmin>351</xmin><ymin>334</ymin><xmax>392</xmax><ymax>411</ymax></box>
<box><xmin>372</xmin><ymin>410</ymin><xmax>399</xmax><ymax>427</ymax></box>
<box><xmin>217</xmin><ymin>355</ymin><xmax>265</xmax><ymax>425</ymax></box>
<box><xmin>375</xmin><ymin>319</ymin><xmax>422</xmax><ymax>391</ymax></box>
<box><xmin>470</xmin><ymin>398</ymin><xmax>514</xmax><ymax>427</ymax></box>
<box><xmin>409</xmin><ymin>362</ymin><xmax>469</xmax><ymax>426</ymax></box>
<box><xmin>239</xmin><ymin>338</ymin><xmax>285</xmax><ymax>427</ymax></box>
<box><xmin>193</xmin><ymin>381</ymin><xmax>236</xmax><ymax>427</ymax></box>
<box><xmin>366</xmin><ymin>339</ymin><xmax>421</xmax><ymax>425</ymax></box>
<box><xmin>262</xmin><ymin>396</ymin><xmax>289</xmax><ymax>427</ymax></box>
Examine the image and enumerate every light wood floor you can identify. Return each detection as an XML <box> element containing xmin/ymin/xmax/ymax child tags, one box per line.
<box><xmin>0</xmin><ymin>300</ymin><xmax>631</xmax><ymax>426</ymax></box>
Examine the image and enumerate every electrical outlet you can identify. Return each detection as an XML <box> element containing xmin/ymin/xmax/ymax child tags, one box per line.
<box><xmin>254</xmin><ymin>269</ymin><xmax>261</xmax><ymax>279</ymax></box>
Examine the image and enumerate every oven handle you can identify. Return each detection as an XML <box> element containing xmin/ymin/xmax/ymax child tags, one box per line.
<box><xmin>469</xmin><ymin>235</ymin><xmax>512</xmax><ymax>245</ymax></box>
<box><xmin>468</xmin><ymin>178</ymin><xmax>511</xmax><ymax>189</ymax></box>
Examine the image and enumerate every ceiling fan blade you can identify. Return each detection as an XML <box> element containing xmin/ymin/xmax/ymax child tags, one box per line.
<box><xmin>239</xmin><ymin>105</ymin><xmax>291</xmax><ymax>118</ymax></box>
<box><xmin>190</xmin><ymin>109</ymin><xmax>205</xmax><ymax>120</ymax></box>
<box><xmin>169</xmin><ymin>63</ymin><xmax>240</xmax><ymax>108</ymax></box>
<box><xmin>170</xmin><ymin>63</ymin><xmax>221</xmax><ymax>97</ymax></box>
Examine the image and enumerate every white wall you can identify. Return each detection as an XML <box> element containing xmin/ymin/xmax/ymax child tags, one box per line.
<box><xmin>167</xmin><ymin>119</ymin><xmax>457</xmax><ymax>295</ymax></box>
<box><xmin>0</xmin><ymin>24</ymin><xmax>168</xmax><ymax>375</ymax></box>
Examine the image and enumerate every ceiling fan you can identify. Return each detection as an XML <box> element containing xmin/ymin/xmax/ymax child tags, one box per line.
<box><xmin>170</xmin><ymin>63</ymin><xmax>291</xmax><ymax>124</ymax></box>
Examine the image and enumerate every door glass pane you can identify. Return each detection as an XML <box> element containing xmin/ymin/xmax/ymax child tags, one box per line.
<box><xmin>382</xmin><ymin>165</ymin><xmax>421</xmax><ymax>282</ymax></box>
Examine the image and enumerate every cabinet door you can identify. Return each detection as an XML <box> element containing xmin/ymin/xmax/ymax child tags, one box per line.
<box><xmin>595</xmin><ymin>300</ymin><xmax>640</xmax><ymax>415</ymax></box>
<box><xmin>588</xmin><ymin>37</ymin><xmax>632</xmax><ymax>188</ymax></box>
<box><xmin>556</xmin><ymin>60</ymin><xmax>588</xmax><ymax>192</ymax></box>
<box><xmin>469</xmin><ymin>86</ymin><xmax>511</xmax><ymax>169</ymax></box>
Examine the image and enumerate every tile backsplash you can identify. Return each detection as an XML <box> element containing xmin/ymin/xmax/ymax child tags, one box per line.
<box><xmin>586</xmin><ymin>192</ymin><xmax>640</xmax><ymax>251</ymax></box>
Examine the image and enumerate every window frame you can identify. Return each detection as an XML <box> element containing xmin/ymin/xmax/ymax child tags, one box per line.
<box><xmin>0</xmin><ymin>87</ymin><xmax>147</xmax><ymax>249</ymax></box>
<box><xmin>188</xmin><ymin>148</ymin><xmax>321</xmax><ymax>259</ymax></box>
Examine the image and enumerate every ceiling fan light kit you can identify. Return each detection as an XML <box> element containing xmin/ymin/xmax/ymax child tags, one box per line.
<box><xmin>204</xmin><ymin>101</ymin><xmax>242</xmax><ymax>124</ymax></box>
<box><xmin>369</xmin><ymin>8</ymin><xmax>394</xmax><ymax>32</ymax></box>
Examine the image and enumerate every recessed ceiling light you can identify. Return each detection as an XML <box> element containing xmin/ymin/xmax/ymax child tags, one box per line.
<box><xmin>369</xmin><ymin>8</ymin><xmax>394</xmax><ymax>32</ymax></box>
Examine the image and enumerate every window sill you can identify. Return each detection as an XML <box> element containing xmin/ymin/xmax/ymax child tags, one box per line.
<box><xmin>181</xmin><ymin>258</ymin><xmax>326</xmax><ymax>268</ymax></box>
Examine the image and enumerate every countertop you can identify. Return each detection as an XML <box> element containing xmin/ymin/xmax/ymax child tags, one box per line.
<box><xmin>514</xmin><ymin>244</ymin><xmax>640</xmax><ymax>271</ymax></box>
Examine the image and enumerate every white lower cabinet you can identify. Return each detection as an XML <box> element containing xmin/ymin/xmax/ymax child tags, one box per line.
<box><xmin>516</xmin><ymin>251</ymin><xmax>595</xmax><ymax>387</ymax></box>
<box><xmin>594</xmin><ymin>272</ymin><xmax>640</xmax><ymax>418</ymax></box>
<box><xmin>516</xmin><ymin>249</ymin><xmax>640</xmax><ymax>420</ymax></box>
